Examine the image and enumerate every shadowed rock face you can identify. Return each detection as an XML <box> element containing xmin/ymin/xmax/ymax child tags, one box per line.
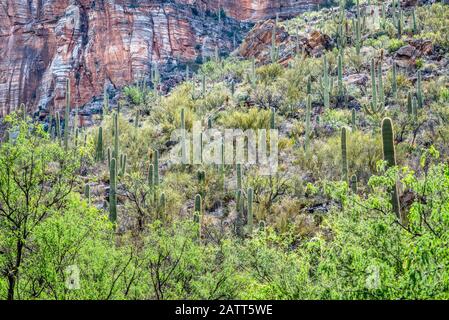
<box><xmin>0</xmin><ymin>0</ymin><xmax>320</xmax><ymax>115</ymax></box>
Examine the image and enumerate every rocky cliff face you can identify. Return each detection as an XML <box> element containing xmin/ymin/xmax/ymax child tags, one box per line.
<box><xmin>0</xmin><ymin>0</ymin><xmax>320</xmax><ymax>115</ymax></box>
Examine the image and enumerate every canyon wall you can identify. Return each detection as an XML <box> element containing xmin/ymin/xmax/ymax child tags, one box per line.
<box><xmin>0</xmin><ymin>0</ymin><xmax>321</xmax><ymax>115</ymax></box>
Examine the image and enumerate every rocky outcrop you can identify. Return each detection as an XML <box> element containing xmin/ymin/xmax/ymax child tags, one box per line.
<box><xmin>238</xmin><ymin>20</ymin><xmax>333</xmax><ymax>65</ymax></box>
<box><xmin>0</xmin><ymin>0</ymin><xmax>321</xmax><ymax>116</ymax></box>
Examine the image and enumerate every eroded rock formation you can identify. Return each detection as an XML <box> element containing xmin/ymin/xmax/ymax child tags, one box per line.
<box><xmin>0</xmin><ymin>0</ymin><xmax>321</xmax><ymax>115</ymax></box>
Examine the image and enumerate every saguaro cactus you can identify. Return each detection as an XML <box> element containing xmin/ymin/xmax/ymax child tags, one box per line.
<box><xmin>236</xmin><ymin>163</ymin><xmax>242</xmax><ymax>190</ymax></box>
<box><xmin>194</xmin><ymin>194</ymin><xmax>202</xmax><ymax>216</ymax></box>
<box><xmin>119</xmin><ymin>154</ymin><xmax>127</xmax><ymax>176</ymax></box>
<box><xmin>153</xmin><ymin>149</ymin><xmax>160</xmax><ymax>186</ymax></box>
<box><xmin>159</xmin><ymin>193</ymin><xmax>166</xmax><ymax>218</ymax></box>
<box><xmin>148</xmin><ymin>163</ymin><xmax>155</xmax><ymax>189</ymax></box>
<box><xmin>381</xmin><ymin>118</ymin><xmax>401</xmax><ymax>221</ymax></box>
<box><xmin>113</xmin><ymin>113</ymin><xmax>119</xmax><ymax>161</ymax></box>
<box><xmin>95</xmin><ymin>127</ymin><xmax>104</xmax><ymax>162</ymax></box>
<box><xmin>341</xmin><ymin>127</ymin><xmax>349</xmax><ymax>184</ymax></box>
<box><xmin>270</xmin><ymin>108</ymin><xmax>276</xmax><ymax>130</ymax></box>
<box><xmin>84</xmin><ymin>184</ymin><xmax>91</xmax><ymax>205</ymax></box>
<box><xmin>109</xmin><ymin>158</ymin><xmax>117</xmax><ymax>223</ymax></box>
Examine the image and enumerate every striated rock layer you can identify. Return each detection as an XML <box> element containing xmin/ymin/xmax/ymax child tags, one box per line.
<box><xmin>0</xmin><ymin>0</ymin><xmax>321</xmax><ymax>115</ymax></box>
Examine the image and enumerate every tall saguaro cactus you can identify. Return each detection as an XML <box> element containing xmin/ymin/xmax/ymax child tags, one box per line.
<box><xmin>153</xmin><ymin>149</ymin><xmax>160</xmax><ymax>186</ymax></box>
<box><xmin>381</xmin><ymin>118</ymin><xmax>401</xmax><ymax>221</ymax></box>
<box><xmin>236</xmin><ymin>163</ymin><xmax>243</xmax><ymax>190</ymax></box>
<box><xmin>95</xmin><ymin>127</ymin><xmax>104</xmax><ymax>162</ymax></box>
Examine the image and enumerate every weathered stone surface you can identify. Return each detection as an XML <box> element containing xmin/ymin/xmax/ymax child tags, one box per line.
<box><xmin>394</xmin><ymin>39</ymin><xmax>434</xmax><ymax>68</ymax></box>
<box><xmin>0</xmin><ymin>0</ymin><xmax>321</xmax><ymax>116</ymax></box>
<box><xmin>237</xmin><ymin>21</ymin><xmax>332</xmax><ymax>64</ymax></box>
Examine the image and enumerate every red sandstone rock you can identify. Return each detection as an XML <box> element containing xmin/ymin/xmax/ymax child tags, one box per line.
<box><xmin>0</xmin><ymin>0</ymin><xmax>321</xmax><ymax>115</ymax></box>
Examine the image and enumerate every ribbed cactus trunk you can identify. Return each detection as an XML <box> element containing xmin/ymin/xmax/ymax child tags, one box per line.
<box><xmin>109</xmin><ymin>158</ymin><xmax>117</xmax><ymax>223</ymax></box>
<box><xmin>236</xmin><ymin>164</ymin><xmax>242</xmax><ymax>190</ymax></box>
<box><xmin>341</xmin><ymin>127</ymin><xmax>349</xmax><ymax>184</ymax></box>
<box><xmin>148</xmin><ymin>163</ymin><xmax>154</xmax><ymax>190</ymax></box>
<box><xmin>381</xmin><ymin>118</ymin><xmax>402</xmax><ymax>221</ymax></box>
<box><xmin>153</xmin><ymin>149</ymin><xmax>160</xmax><ymax>186</ymax></box>
<box><xmin>84</xmin><ymin>184</ymin><xmax>91</xmax><ymax>205</ymax></box>
<box><xmin>119</xmin><ymin>154</ymin><xmax>127</xmax><ymax>176</ymax></box>
<box><xmin>64</xmin><ymin>78</ymin><xmax>70</xmax><ymax>151</ymax></box>
<box><xmin>95</xmin><ymin>127</ymin><xmax>104</xmax><ymax>162</ymax></box>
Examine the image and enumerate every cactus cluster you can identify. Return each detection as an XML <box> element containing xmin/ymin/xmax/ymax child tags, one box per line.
<box><xmin>364</xmin><ymin>59</ymin><xmax>385</xmax><ymax>116</ymax></box>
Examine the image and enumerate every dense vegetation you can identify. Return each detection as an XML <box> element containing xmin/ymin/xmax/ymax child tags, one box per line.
<box><xmin>1</xmin><ymin>1</ymin><xmax>449</xmax><ymax>300</ymax></box>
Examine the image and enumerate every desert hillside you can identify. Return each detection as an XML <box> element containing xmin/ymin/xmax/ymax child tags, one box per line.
<box><xmin>1</xmin><ymin>0</ymin><xmax>449</xmax><ymax>300</ymax></box>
